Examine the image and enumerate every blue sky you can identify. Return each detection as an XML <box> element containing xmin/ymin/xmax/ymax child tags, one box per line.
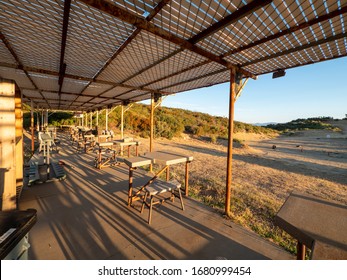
<box><xmin>159</xmin><ymin>57</ymin><xmax>347</xmax><ymax>124</ymax></box>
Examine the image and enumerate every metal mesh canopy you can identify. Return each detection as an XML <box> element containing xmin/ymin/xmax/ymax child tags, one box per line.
<box><xmin>1</xmin><ymin>0</ymin><xmax>346</xmax><ymax>111</ymax></box>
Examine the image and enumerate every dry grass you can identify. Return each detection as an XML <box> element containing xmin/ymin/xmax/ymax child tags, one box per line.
<box><xmin>132</xmin><ymin>125</ymin><xmax>347</xmax><ymax>255</ymax></box>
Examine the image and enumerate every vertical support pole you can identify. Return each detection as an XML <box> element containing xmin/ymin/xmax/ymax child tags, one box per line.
<box><xmin>41</xmin><ymin>109</ymin><xmax>44</xmax><ymax>131</ymax></box>
<box><xmin>96</xmin><ymin>110</ymin><xmax>99</xmax><ymax>126</ymax></box>
<box><xmin>105</xmin><ymin>108</ymin><xmax>108</xmax><ymax>131</ymax></box>
<box><xmin>0</xmin><ymin>79</ymin><xmax>17</xmax><ymax>210</ymax></box>
<box><xmin>30</xmin><ymin>100</ymin><xmax>35</xmax><ymax>154</ymax></box>
<box><xmin>185</xmin><ymin>162</ymin><xmax>189</xmax><ymax>196</ymax></box>
<box><xmin>45</xmin><ymin>109</ymin><xmax>48</xmax><ymax>129</ymax></box>
<box><xmin>90</xmin><ymin>112</ymin><xmax>92</xmax><ymax>129</ymax></box>
<box><xmin>82</xmin><ymin>113</ymin><xmax>84</xmax><ymax>127</ymax></box>
<box><xmin>120</xmin><ymin>105</ymin><xmax>124</xmax><ymax>155</ymax></box>
<box><xmin>150</xmin><ymin>94</ymin><xmax>154</xmax><ymax>152</ymax></box>
<box><xmin>149</xmin><ymin>94</ymin><xmax>155</xmax><ymax>172</ymax></box>
<box><xmin>225</xmin><ymin>70</ymin><xmax>236</xmax><ymax>217</ymax></box>
<box><xmin>36</xmin><ymin>109</ymin><xmax>40</xmax><ymax>131</ymax></box>
<box><xmin>121</xmin><ymin>105</ymin><xmax>124</xmax><ymax>139</ymax></box>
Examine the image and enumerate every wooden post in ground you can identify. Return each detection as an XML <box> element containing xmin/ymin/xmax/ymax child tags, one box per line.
<box><xmin>0</xmin><ymin>79</ymin><xmax>19</xmax><ymax>210</ymax></box>
<box><xmin>90</xmin><ymin>112</ymin><xmax>92</xmax><ymax>129</ymax></box>
<box><xmin>121</xmin><ymin>104</ymin><xmax>124</xmax><ymax>139</ymax></box>
<box><xmin>225</xmin><ymin>70</ymin><xmax>236</xmax><ymax>217</ymax></box>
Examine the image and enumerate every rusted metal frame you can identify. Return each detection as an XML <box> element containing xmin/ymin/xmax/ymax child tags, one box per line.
<box><xmin>0</xmin><ymin>32</ymin><xmax>51</xmax><ymax>109</ymax></box>
<box><xmin>242</xmin><ymin>31</ymin><xmax>347</xmax><ymax>67</ymax></box>
<box><xmin>24</xmin><ymin>95</ymin><xmax>103</xmax><ymax>105</ymax></box>
<box><xmin>223</xmin><ymin>6</ymin><xmax>347</xmax><ymax>57</ymax></box>
<box><xmin>189</xmin><ymin>0</ymin><xmax>272</xmax><ymax>44</ymax></box>
<box><xmin>0</xmin><ymin>63</ymin><xmax>168</xmax><ymax>96</ymax></box>
<box><xmin>104</xmin><ymin>0</ymin><xmax>270</xmax><ymax>97</ymax></box>
<box><xmin>225</xmin><ymin>69</ymin><xmax>236</xmax><ymax>217</ymax></box>
<box><xmin>75</xmin><ymin>0</ymin><xmax>171</xmax><ymax>108</ymax></box>
<box><xmin>58</xmin><ymin>0</ymin><xmax>72</xmax><ymax>108</ymax></box>
<box><xmin>19</xmin><ymin>87</ymin><xmax>120</xmax><ymax>103</ymax></box>
<box><xmin>78</xmin><ymin>0</ymin><xmax>255</xmax><ymax>79</ymax></box>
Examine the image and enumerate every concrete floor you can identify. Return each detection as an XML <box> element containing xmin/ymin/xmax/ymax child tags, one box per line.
<box><xmin>19</xmin><ymin>133</ymin><xmax>293</xmax><ymax>260</ymax></box>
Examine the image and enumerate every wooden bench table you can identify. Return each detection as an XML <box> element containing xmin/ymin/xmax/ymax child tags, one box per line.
<box><xmin>274</xmin><ymin>191</ymin><xmax>347</xmax><ymax>259</ymax></box>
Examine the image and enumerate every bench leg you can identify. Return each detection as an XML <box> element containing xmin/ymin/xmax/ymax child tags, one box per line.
<box><xmin>141</xmin><ymin>192</ymin><xmax>148</xmax><ymax>213</ymax></box>
<box><xmin>178</xmin><ymin>188</ymin><xmax>185</xmax><ymax>211</ymax></box>
<box><xmin>148</xmin><ymin>196</ymin><xmax>154</xmax><ymax>224</ymax></box>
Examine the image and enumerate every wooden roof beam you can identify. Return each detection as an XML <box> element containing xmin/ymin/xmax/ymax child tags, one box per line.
<box><xmin>78</xmin><ymin>0</ymin><xmax>256</xmax><ymax>79</ymax></box>
<box><xmin>242</xmin><ymin>31</ymin><xmax>347</xmax><ymax>67</ymax></box>
<box><xmin>189</xmin><ymin>0</ymin><xmax>272</xmax><ymax>44</ymax></box>
<box><xmin>223</xmin><ymin>6</ymin><xmax>347</xmax><ymax>57</ymax></box>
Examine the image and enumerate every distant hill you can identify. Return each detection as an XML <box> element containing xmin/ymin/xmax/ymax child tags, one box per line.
<box><xmin>23</xmin><ymin>103</ymin><xmax>277</xmax><ymax>140</ymax></box>
<box><xmin>266</xmin><ymin>117</ymin><xmax>341</xmax><ymax>132</ymax></box>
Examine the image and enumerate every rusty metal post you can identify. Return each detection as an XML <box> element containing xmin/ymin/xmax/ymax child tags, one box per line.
<box><xmin>105</xmin><ymin>108</ymin><xmax>108</xmax><ymax>131</ymax></box>
<box><xmin>225</xmin><ymin>69</ymin><xmax>236</xmax><ymax>217</ymax></box>
<box><xmin>149</xmin><ymin>94</ymin><xmax>155</xmax><ymax>172</ymax></box>
<box><xmin>30</xmin><ymin>100</ymin><xmax>35</xmax><ymax>154</ymax></box>
<box><xmin>185</xmin><ymin>162</ymin><xmax>189</xmax><ymax>196</ymax></box>
<box><xmin>297</xmin><ymin>242</ymin><xmax>306</xmax><ymax>260</ymax></box>
<box><xmin>121</xmin><ymin>104</ymin><xmax>124</xmax><ymax>139</ymax></box>
<box><xmin>150</xmin><ymin>93</ymin><xmax>154</xmax><ymax>152</ymax></box>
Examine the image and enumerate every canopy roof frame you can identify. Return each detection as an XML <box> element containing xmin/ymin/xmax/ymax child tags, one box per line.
<box><xmin>0</xmin><ymin>0</ymin><xmax>346</xmax><ymax>111</ymax></box>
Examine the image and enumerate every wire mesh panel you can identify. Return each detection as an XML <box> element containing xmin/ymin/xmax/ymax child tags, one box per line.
<box><xmin>97</xmin><ymin>30</ymin><xmax>180</xmax><ymax>83</ymax></box>
<box><xmin>83</xmin><ymin>82</ymin><xmax>114</xmax><ymax>96</ymax></box>
<box><xmin>125</xmin><ymin>49</ymin><xmax>207</xmax><ymax>87</ymax></box>
<box><xmin>22</xmin><ymin>89</ymin><xmax>42</xmax><ymax>99</ymax></box>
<box><xmin>64</xmin><ymin>0</ymin><xmax>136</xmax><ymax>78</ymax></box>
<box><xmin>100</xmin><ymin>86</ymin><xmax>130</xmax><ymax>98</ymax></box>
<box><xmin>0</xmin><ymin>41</ymin><xmax>17</xmax><ymax>64</ymax></box>
<box><xmin>0</xmin><ymin>0</ymin><xmax>346</xmax><ymax>110</ymax></box>
<box><xmin>111</xmin><ymin>0</ymin><xmax>159</xmax><ymax>18</ymax></box>
<box><xmin>131</xmin><ymin>92</ymin><xmax>152</xmax><ymax>102</ymax></box>
<box><xmin>61</xmin><ymin>78</ymin><xmax>90</xmax><ymax>93</ymax></box>
<box><xmin>0</xmin><ymin>67</ymin><xmax>34</xmax><ymax>89</ymax></box>
<box><xmin>28</xmin><ymin>73</ymin><xmax>59</xmax><ymax>92</ymax></box>
<box><xmin>1</xmin><ymin>0</ymin><xmax>63</xmax><ymax>72</ymax></box>
<box><xmin>60</xmin><ymin>93</ymin><xmax>78</xmax><ymax>101</ymax></box>
<box><xmin>152</xmin><ymin>0</ymin><xmax>246</xmax><ymax>40</ymax></box>
<box><xmin>117</xmin><ymin>89</ymin><xmax>148</xmax><ymax>100</ymax></box>
<box><xmin>149</xmin><ymin>61</ymin><xmax>224</xmax><ymax>91</ymax></box>
<box><xmin>163</xmin><ymin>69</ymin><xmax>229</xmax><ymax>94</ymax></box>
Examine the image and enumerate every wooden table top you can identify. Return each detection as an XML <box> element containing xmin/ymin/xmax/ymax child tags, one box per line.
<box><xmin>143</xmin><ymin>151</ymin><xmax>193</xmax><ymax>165</ymax></box>
<box><xmin>274</xmin><ymin>191</ymin><xmax>347</xmax><ymax>259</ymax></box>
